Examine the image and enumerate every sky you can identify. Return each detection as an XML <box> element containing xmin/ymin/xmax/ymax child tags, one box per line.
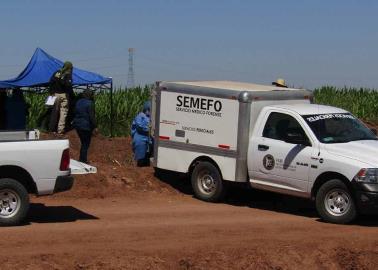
<box><xmin>0</xmin><ymin>0</ymin><xmax>377</xmax><ymax>89</ymax></box>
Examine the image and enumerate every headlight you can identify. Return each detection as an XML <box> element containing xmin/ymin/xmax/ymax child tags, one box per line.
<box><xmin>354</xmin><ymin>168</ymin><xmax>378</xmax><ymax>183</ymax></box>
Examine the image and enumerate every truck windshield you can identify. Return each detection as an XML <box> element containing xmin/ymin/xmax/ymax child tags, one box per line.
<box><xmin>302</xmin><ymin>113</ymin><xmax>377</xmax><ymax>143</ymax></box>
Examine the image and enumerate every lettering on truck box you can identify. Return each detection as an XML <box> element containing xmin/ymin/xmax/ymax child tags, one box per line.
<box><xmin>176</xmin><ymin>95</ymin><xmax>223</xmax><ymax>117</ymax></box>
<box><xmin>159</xmin><ymin>92</ymin><xmax>239</xmax><ymax>149</ymax></box>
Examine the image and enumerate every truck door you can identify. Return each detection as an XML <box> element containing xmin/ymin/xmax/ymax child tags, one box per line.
<box><xmin>250</xmin><ymin>111</ymin><xmax>315</xmax><ymax>194</ymax></box>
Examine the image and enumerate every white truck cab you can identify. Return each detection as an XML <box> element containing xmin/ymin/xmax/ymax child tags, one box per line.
<box><xmin>152</xmin><ymin>81</ymin><xmax>378</xmax><ymax>224</ymax></box>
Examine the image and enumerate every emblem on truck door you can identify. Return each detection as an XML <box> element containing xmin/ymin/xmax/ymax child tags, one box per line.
<box><xmin>263</xmin><ymin>154</ymin><xmax>275</xmax><ymax>170</ymax></box>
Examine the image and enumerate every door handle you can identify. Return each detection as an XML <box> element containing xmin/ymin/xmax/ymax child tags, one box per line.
<box><xmin>258</xmin><ymin>144</ymin><xmax>269</xmax><ymax>151</ymax></box>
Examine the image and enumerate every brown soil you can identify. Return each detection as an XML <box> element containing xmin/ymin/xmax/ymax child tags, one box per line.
<box><xmin>42</xmin><ymin>131</ymin><xmax>179</xmax><ymax>199</ymax></box>
<box><xmin>1</xmin><ymin>131</ymin><xmax>377</xmax><ymax>269</ymax></box>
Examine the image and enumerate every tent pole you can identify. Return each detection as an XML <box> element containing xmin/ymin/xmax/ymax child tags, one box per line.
<box><xmin>110</xmin><ymin>81</ymin><xmax>114</xmax><ymax>137</ymax></box>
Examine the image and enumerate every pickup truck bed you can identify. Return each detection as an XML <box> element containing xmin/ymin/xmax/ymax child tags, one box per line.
<box><xmin>0</xmin><ymin>130</ymin><xmax>96</xmax><ymax>226</ymax></box>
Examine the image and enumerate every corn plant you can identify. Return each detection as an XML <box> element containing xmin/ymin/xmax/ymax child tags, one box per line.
<box><xmin>24</xmin><ymin>92</ymin><xmax>49</xmax><ymax>129</ymax></box>
<box><xmin>95</xmin><ymin>85</ymin><xmax>151</xmax><ymax>136</ymax></box>
<box><xmin>24</xmin><ymin>85</ymin><xmax>152</xmax><ymax>136</ymax></box>
<box><xmin>25</xmin><ymin>85</ymin><xmax>378</xmax><ymax>137</ymax></box>
<box><xmin>314</xmin><ymin>86</ymin><xmax>378</xmax><ymax>122</ymax></box>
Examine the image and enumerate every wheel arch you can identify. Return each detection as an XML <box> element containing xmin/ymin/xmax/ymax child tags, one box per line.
<box><xmin>188</xmin><ymin>156</ymin><xmax>223</xmax><ymax>179</ymax></box>
<box><xmin>311</xmin><ymin>171</ymin><xmax>352</xmax><ymax>199</ymax></box>
<box><xmin>0</xmin><ymin>165</ymin><xmax>37</xmax><ymax>194</ymax></box>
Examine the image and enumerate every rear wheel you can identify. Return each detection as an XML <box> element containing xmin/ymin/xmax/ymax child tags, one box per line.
<box><xmin>315</xmin><ymin>179</ymin><xmax>357</xmax><ymax>224</ymax></box>
<box><xmin>0</xmin><ymin>178</ymin><xmax>30</xmax><ymax>226</ymax></box>
<box><xmin>191</xmin><ymin>161</ymin><xmax>226</xmax><ymax>202</ymax></box>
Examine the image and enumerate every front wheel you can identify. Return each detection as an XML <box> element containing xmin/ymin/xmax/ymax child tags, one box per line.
<box><xmin>191</xmin><ymin>161</ymin><xmax>226</xmax><ymax>202</ymax></box>
<box><xmin>0</xmin><ymin>178</ymin><xmax>30</xmax><ymax>226</ymax></box>
<box><xmin>315</xmin><ymin>179</ymin><xmax>357</xmax><ymax>224</ymax></box>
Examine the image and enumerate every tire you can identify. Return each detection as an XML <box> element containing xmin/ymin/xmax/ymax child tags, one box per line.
<box><xmin>315</xmin><ymin>179</ymin><xmax>357</xmax><ymax>224</ymax></box>
<box><xmin>0</xmin><ymin>178</ymin><xmax>30</xmax><ymax>226</ymax></box>
<box><xmin>191</xmin><ymin>161</ymin><xmax>226</xmax><ymax>202</ymax></box>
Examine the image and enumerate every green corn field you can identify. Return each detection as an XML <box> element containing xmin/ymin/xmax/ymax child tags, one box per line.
<box><xmin>95</xmin><ymin>85</ymin><xmax>151</xmax><ymax>136</ymax></box>
<box><xmin>25</xmin><ymin>85</ymin><xmax>152</xmax><ymax>137</ymax></box>
<box><xmin>23</xmin><ymin>85</ymin><xmax>378</xmax><ymax>137</ymax></box>
<box><xmin>314</xmin><ymin>86</ymin><xmax>378</xmax><ymax>123</ymax></box>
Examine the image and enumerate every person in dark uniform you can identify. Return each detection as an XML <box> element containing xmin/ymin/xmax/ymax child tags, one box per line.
<box><xmin>4</xmin><ymin>89</ymin><xmax>29</xmax><ymax>130</ymax></box>
<box><xmin>72</xmin><ymin>90</ymin><xmax>97</xmax><ymax>163</ymax></box>
<box><xmin>49</xmin><ymin>61</ymin><xmax>74</xmax><ymax>134</ymax></box>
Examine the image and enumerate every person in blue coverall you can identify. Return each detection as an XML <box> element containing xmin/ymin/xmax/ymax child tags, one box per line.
<box><xmin>131</xmin><ymin>101</ymin><xmax>152</xmax><ymax>166</ymax></box>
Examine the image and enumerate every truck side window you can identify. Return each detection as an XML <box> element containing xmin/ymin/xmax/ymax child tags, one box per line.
<box><xmin>263</xmin><ymin>112</ymin><xmax>308</xmax><ymax>142</ymax></box>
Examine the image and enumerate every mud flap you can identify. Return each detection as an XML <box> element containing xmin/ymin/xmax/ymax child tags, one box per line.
<box><xmin>70</xmin><ymin>159</ymin><xmax>97</xmax><ymax>175</ymax></box>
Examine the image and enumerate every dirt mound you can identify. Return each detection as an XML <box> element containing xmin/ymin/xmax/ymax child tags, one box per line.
<box><xmin>43</xmin><ymin>131</ymin><xmax>180</xmax><ymax>199</ymax></box>
<box><xmin>46</xmin><ymin>120</ymin><xmax>378</xmax><ymax>200</ymax></box>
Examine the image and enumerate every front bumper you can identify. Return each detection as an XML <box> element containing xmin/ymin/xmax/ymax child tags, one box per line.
<box><xmin>352</xmin><ymin>181</ymin><xmax>378</xmax><ymax>215</ymax></box>
<box><xmin>53</xmin><ymin>175</ymin><xmax>74</xmax><ymax>193</ymax></box>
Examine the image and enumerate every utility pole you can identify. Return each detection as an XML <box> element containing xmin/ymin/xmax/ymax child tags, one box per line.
<box><xmin>127</xmin><ymin>48</ymin><xmax>135</xmax><ymax>88</ymax></box>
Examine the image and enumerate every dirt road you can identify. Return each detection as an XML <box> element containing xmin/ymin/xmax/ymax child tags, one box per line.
<box><xmin>1</xmin><ymin>188</ymin><xmax>377</xmax><ymax>270</ymax></box>
<box><xmin>2</xmin><ymin>132</ymin><xmax>375</xmax><ymax>269</ymax></box>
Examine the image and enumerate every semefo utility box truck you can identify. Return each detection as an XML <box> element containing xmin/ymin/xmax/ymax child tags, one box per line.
<box><xmin>151</xmin><ymin>81</ymin><xmax>378</xmax><ymax>224</ymax></box>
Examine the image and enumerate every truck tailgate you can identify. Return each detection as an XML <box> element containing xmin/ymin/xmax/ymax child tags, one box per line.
<box><xmin>70</xmin><ymin>159</ymin><xmax>97</xmax><ymax>174</ymax></box>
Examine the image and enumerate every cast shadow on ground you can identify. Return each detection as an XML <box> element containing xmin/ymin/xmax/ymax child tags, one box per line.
<box><xmin>24</xmin><ymin>203</ymin><xmax>98</xmax><ymax>225</ymax></box>
<box><xmin>155</xmin><ymin>169</ymin><xmax>378</xmax><ymax>226</ymax></box>
<box><xmin>155</xmin><ymin>169</ymin><xmax>193</xmax><ymax>195</ymax></box>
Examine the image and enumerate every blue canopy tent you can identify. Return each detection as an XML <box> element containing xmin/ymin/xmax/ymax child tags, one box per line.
<box><xmin>0</xmin><ymin>48</ymin><xmax>112</xmax><ymax>87</ymax></box>
<box><xmin>0</xmin><ymin>82</ymin><xmax>12</xmax><ymax>88</ymax></box>
<box><xmin>0</xmin><ymin>48</ymin><xmax>114</xmax><ymax>135</ymax></box>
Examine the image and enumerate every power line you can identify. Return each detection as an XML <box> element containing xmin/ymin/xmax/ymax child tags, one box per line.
<box><xmin>127</xmin><ymin>48</ymin><xmax>135</xmax><ymax>88</ymax></box>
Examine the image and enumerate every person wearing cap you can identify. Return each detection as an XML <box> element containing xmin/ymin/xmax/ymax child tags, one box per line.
<box><xmin>131</xmin><ymin>101</ymin><xmax>152</xmax><ymax>166</ymax></box>
<box><xmin>49</xmin><ymin>61</ymin><xmax>74</xmax><ymax>134</ymax></box>
<box><xmin>72</xmin><ymin>90</ymin><xmax>97</xmax><ymax>164</ymax></box>
<box><xmin>272</xmin><ymin>78</ymin><xmax>288</xmax><ymax>88</ymax></box>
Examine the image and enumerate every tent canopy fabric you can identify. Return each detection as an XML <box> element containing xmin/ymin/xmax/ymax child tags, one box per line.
<box><xmin>0</xmin><ymin>82</ymin><xmax>12</xmax><ymax>88</ymax></box>
<box><xmin>0</xmin><ymin>48</ymin><xmax>112</xmax><ymax>88</ymax></box>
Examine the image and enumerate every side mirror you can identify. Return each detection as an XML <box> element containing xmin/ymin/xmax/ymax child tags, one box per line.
<box><xmin>285</xmin><ymin>132</ymin><xmax>310</xmax><ymax>146</ymax></box>
<box><xmin>371</xmin><ymin>128</ymin><xmax>377</xmax><ymax>136</ymax></box>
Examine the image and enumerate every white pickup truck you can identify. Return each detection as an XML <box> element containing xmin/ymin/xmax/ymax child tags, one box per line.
<box><xmin>0</xmin><ymin>130</ymin><xmax>96</xmax><ymax>226</ymax></box>
<box><xmin>152</xmin><ymin>81</ymin><xmax>378</xmax><ymax>224</ymax></box>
